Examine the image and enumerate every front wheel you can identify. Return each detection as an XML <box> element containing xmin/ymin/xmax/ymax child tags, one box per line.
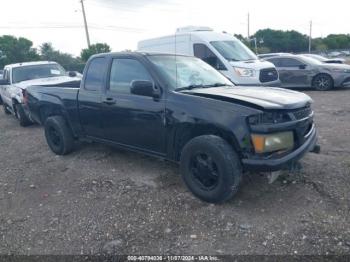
<box><xmin>3</xmin><ymin>104</ymin><xmax>11</xmax><ymax>115</ymax></box>
<box><xmin>180</xmin><ymin>135</ymin><xmax>242</xmax><ymax>203</ymax></box>
<box><xmin>44</xmin><ymin>116</ymin><xmax>75</xmax><ymax>155</ymax></box>
<box><xmin>15</xmin><ymin>104</ymin><xmax>32</xmax><ymax>127</ymax></box>
<box><xmin>313</xmin><ymin>74</ymin><xmax>334</xmax><ymax>91</ymax></box>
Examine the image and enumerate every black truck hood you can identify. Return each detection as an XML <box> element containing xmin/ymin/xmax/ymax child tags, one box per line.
<box><xmin>181</xmin><ymin>86</ymin><xmax>312</xmax><ymax>110</ymax></box>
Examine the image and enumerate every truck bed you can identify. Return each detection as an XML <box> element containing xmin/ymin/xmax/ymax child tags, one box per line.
<box><xmin>26</xmin><ymin>85</ymin><xmax>81</xmax><ymax>135</ymax></box>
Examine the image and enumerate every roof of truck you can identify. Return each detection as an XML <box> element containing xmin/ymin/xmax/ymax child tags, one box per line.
<box><xmin>92</xmin><ymin>51</ymin><xmax>192</xmax><ymax>58</ymax></box>
<box><xmin>4</xmin><ymin>61</ymin><xmax>58</xmax><ymax>69</ymax></box>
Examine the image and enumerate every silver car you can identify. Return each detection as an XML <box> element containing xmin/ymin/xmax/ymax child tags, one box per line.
<box><xmin>266</xmin><ymin>55</ymin><xmax>350</xmax><ymax>91</ymax></box>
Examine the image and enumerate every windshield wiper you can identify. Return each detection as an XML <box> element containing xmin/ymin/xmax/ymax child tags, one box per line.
<box><xmin>176</xmin><ymin>83</ymin><xmax>230</xmax><ymax>91</ymax></box>
<box><xmin>175</xmin><ymin>84</ymin><xmax>205</xmax><ymax>91</ymax></box>
<box><xmin>203</xmin><ymin>83</ymin><xmax>230</xmax><ymax>88</ymax></box>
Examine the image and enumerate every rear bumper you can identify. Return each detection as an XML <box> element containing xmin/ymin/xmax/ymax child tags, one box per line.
<box><xmin>242</xmin><ymin>126</ymin><xmax>318</xmax><ymax>172</ymax></box>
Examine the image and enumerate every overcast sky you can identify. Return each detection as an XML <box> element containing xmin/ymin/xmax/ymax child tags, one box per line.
<box><xmin>0</xmin><ymin>0</ymin><xmax>349</xmax><ymax>56</ymax></box>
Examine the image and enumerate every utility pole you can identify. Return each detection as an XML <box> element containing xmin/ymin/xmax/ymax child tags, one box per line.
<box><xmin>80</xmin><ymin>0</ymin><xmax>91</xmax><ymax>48</ymax></box>
<box><xmin>309</xmin><ymin>20</ymin><xmax>312</xmax><ymax>53</ymax></box>
<box><xmin>247</xmin><ymin>13</ymin><xmax>250</xmax><ymax>39</ymax></box>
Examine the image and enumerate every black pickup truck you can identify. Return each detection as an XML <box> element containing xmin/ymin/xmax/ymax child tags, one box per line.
<box><xmin>25</xmin><ymin>52</ymin><xmax>319</xmax><ymax>203</ymax></box>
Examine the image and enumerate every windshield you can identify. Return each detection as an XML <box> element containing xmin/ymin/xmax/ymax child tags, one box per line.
<box><xmin>211</xmin><ymin>40</ymin><xmax>258</xmax><ymax>61</ymax></box>
<box><xmin>12</xmin><ymin>64</ymin><xmax>66</xmax><ymax>83</ymax></box>
<box><xmin>147</xmin><ymin>55</ymin><xmax>234</xmax><ymax>90</ymax></box>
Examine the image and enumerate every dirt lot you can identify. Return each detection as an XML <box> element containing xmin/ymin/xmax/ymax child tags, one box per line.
<box><xmin>0</xmin><ymin>88</ymin><xmax>350</xmax><ymax>256</ymax></box>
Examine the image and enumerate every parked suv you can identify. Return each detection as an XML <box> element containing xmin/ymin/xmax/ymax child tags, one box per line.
<box><xmin>0</xmin><ymin>61</ymin><xmax>81</xmax><ymax>126</ymax></box>
<box><xmin>25</xmin><ymin>52</ymin><xmax>319</xmax><ymax>203</ymax></box>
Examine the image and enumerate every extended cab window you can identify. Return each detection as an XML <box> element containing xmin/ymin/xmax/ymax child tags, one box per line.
<box><xmin>193</xmin><ymin>44</ymin><xmax>226</xmax><ymax>71</ymax></box>
<box><xmin>84</xmin><ymin>57</ymin><xmax>108</xmax><ymax>91</ymax></box>
<box><xmin>109</xmin><ymin>59</ymin><xmax>152</xmax><ymax>94</ymax></box>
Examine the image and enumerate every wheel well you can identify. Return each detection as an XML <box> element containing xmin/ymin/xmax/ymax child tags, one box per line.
<box><xmin>11</xmin><ymin>98</ymin><xmax>20</xmax><ymax>114</ymax></box>
<box><xmin>39</xmin><ymin>106</ymin><xmax>63</xmax><ymax>124</ymax></box>
<box><xmin>174</xmin><ymin>124</ymin><xmax>241</xmax><ymax>161</ymax></box>
<box><xmin>39</xmin><ymin>107</ymin><xmax>77</xmax><ymax>139</ymax></box>
<box><xmin>312</xmin><ymin>73</ymin><xmax>334</xmax><ymax>86</ymax></box>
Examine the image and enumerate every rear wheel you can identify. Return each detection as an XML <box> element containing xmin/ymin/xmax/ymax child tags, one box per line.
<box><xmin>44</xmin><ymin>116</ymin><xmax>74</xmax><ymax>155</ymax></box>
<box><xmin>313</xmin><ymin>74</ymin><xmax>334</xmax><ymax>91</ymax></box>
<box><xmin>180</xmin><ymin>135</ymin><xmax>242</xmax><ymax>203</ymax></box>
<box><xmin>15</xmin><ymin>104</ymin><xmax>32</xmax><ymax>127</ymax></box>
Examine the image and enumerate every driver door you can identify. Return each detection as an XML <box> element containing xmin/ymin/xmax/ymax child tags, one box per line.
<box><xmin>277</xmin><ymin>58</ymin><xmax>311</xmax><ymax>87</ymax></box>
<box><xmin>99</xmin><ymin>57</ymin><xmax>166</xmax><ymax>155</ymax></box>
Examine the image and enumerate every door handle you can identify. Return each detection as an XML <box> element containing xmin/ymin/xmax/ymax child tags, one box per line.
<box><xmin>102</xmin><ymin>97</ymin><xmax>116</xmax><ymax>105</ymax></box>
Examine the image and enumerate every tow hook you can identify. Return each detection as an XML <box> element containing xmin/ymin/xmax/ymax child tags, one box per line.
<box><xmin>310</xmin><ymin>144</ymin><xmax>321</xmax><ymax>154</ymax></box>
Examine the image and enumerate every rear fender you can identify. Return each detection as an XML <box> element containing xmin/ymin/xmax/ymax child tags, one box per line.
<box><xmin>39</xmin><ymin>102</ymin><xmax>77</xmax><ymax>138</ymax></box>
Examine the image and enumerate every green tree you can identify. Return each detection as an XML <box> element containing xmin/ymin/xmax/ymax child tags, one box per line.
<box><xmin>39</xmin><ymin>42</ymin><xmax>84</xmax><ymax>71</ymax></box>
<box><xmin>253</xmin><ymin>29</ymin><xmax>308</xmax><ymax>53</ymax></box>
<box><xmin>80</xmin><ymin>43</ymin><xmax>111</xmax><ymax>62</ymax></box>
<box><xmin>0</xmin><ymin>35</ymin><xmax>40</xmax><ymax>68</ymax></box>
<box><xmin>323</xmin><ymin>34</ymin><xmax>350</xmax><ymax>50</ymax></box>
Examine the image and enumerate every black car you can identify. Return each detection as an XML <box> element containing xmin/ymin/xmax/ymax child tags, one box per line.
<box><xmin>24</xmin><ymin>52</ymin><xmax>319</xmax><ymax>203</ymax></box>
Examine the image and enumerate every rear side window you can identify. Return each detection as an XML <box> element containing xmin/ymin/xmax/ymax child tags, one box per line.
<box><xmin>279</xmin><ymin>58</ymin><xmax>302</xmax><ymax>67</ymax></box>
<box><xmin>109</xmin><ymin>59</ymin><xmax>152</xmax><ymax>94</ymax></box>
<box><xmin>193</xmin><ymin>44</ymin><xmax>226</xmax><ymax>70</ymax></box>
<box><xmin>84</xmin><ymin>57</ymin><xmax>108</xmax><ymax>91</ymax></box>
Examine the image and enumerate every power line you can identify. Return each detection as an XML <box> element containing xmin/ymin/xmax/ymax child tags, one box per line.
<box><xmin>80</xmin><ymin>0</ymin><xmax>91</xmax><ymax>48</ymax></box>
<box><xmin>0</xmin><ymin>24</ymin><xmax>144</xmax><ymax>33</ymax></box>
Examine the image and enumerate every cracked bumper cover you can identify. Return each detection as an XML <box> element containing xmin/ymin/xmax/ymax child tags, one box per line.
<box><xmin>242</xmin><ymin>126</ymin><xmax>318</xmax><ymax>172</ymax></box>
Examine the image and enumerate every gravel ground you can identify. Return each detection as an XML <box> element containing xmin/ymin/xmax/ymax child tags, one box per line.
<box><xmin>0</xmin><ymin>88</ymin><xmax>350</xmax><ymax>256</ymax></box>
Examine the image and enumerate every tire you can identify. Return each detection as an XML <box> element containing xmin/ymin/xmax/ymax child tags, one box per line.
<box><xmin>44</xmin><ymin>116</ymin><xmax>74</xmax><ymax>155</ymax></box>
<box><xmin>3</xmin><ymin>104</ymin><xmax>11</xmax><ymax>115</ymax></box>
<box><xmin>312</xmin><ymin>74</ymin><xmax>334</xmax><ymax>91</ymax></box>
<box><xmin>180</xmin><ymin>135</ymin><xmax>242</xmax><ymax>203</ymax></box>
<box><xmin>15</xmin><ymin>104</ymin><xmax>32</xmax><ymax>127</ymax></box>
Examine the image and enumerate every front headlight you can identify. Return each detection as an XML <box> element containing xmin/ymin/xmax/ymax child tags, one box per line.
<box><xmin>251</xmin><ymin>132</ymin><xmax>294</xmax><ymax>153</ymax></box>
<box><xmin>234</xmin><ymin>67</ymin><xmax>255</xmax><ymax>77</ymax></box>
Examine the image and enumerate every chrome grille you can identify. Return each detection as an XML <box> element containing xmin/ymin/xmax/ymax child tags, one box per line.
<box><xmin>292</xmin><ymin>106</ymin><xmax>312</xmax><ymax>120</ymax></box>
<box><xmin>259</xmin><ymin>68</ymin><xmax>278</xmax><ymax>83</ymax></box>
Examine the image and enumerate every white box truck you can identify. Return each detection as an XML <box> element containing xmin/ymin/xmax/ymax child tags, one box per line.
<box><xmin>138</xmin><ymin>26</ymin><xmax>280</xmax><ymax>86</ymax></box>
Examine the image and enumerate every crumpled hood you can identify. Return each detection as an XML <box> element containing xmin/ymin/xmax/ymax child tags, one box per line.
<box><xmin>320</xmin><ymin>63</ymin><xmax>350</xmax><ymax>70</ymax></box>
<box><xmin>15</xmin><ymin>76</ymin><xmax>81</xmax><ymax>89</ymax></box>
<box><xmin>182</xmin><ymin>86</ymin><xmax>312</xmax><ymax>110</ymax></box>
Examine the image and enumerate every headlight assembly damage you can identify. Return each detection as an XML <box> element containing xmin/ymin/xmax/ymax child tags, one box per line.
<box><xmin>251</xmin><ymin>132</ymin><xmax>294</xmax><ymax>153</ymax></box>
<box><xmin>247</xmin><ymin>111</ymin><xmax>291</xmax><ymax>125</ymax></box>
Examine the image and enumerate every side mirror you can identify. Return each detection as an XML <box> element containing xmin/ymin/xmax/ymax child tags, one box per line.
<box><xmin>299</xmin><ymin>64</ymin><xmax>307</xmax><ymax>70</ymax></box>
<box><xmin>0</xmin><ymin>79</ymin><xmax>10</xmax><ymax>85</ymax></box>
<box><xmin>68</xmin><ymin>71</ymin><xmax>77</xmax><ymax>77</ymax></box>
<box><xmin>130</xmin><ymin>80</ymin><xmax>160</xmax><ymax>98</ymax></box>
